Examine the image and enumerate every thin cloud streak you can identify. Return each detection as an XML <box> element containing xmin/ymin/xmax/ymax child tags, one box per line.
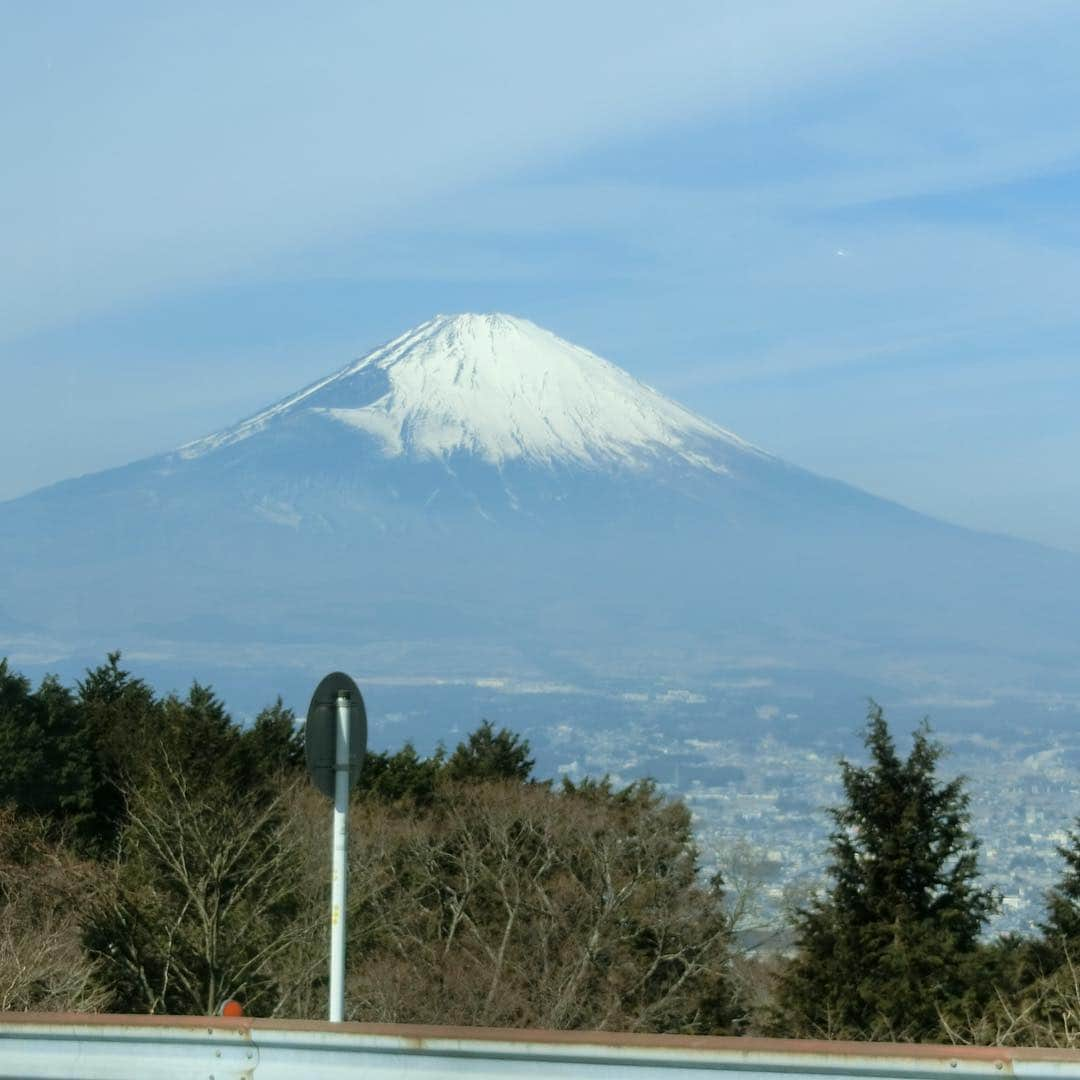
<box><xmin>1</xmin><ymin>0</ymin><xmax>1068</xmax><ymax>345</ymax></box>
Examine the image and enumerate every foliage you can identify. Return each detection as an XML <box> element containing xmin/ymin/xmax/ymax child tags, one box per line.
<box><xmin>942</xmin><ymin>824</ymin><xmax>1080</xmax><ymax>1045</ymax></box>
<box><xmin>358</xmin><ymin>742</ymin><xmax>446</xmax><ymax>806</ymax></box>
<box><xmin>75</xmin><ymin>652</ymin><xmax>162</xmax><ymax>850</ymax></box>
<box><xmin>239</xmin><ymin>698</ymin><xmax>305</xmax><ymax>782</ymax></box>
<box><xmin>1039</xmin><ymin>823</ymin><xmax>1080</xmax><ymax>970</ymax></box>
<box><xmin>11</xmin><ymin>655</ymin><xmax>1080</xmax><ymax>1040</ymax></box>
<box><xmin>83</xmin><ymin>758</ymin><xmax>313</xmax><ymax>1015</ymax></box>
<box><xmin>0</xmin><ymin>663</ymin><xmax>96</xmax><ymax>823</ymax></box>
<box><xmin>337</xmin><ymin>775</ymin><xmax>734</xmax><ymax>1031</ymax></box>
<box><xmin>444</xmin><ymin>719</ymin><xmax>534</xmax><ymax>784</ymax></box>
<box><xmin>0</xmin><ymin>806</ymin><xmax>109</xmax><ymax>1011</ymax></box>
<box><xmin>773</xmin><ymin>703</ymin><xmax>998</xmax><ymax>1040</ymax></box>
<box><xmin>357</xmin><ymin>721</ymin><xmax>532</xmax><ymax>804</ymax></box>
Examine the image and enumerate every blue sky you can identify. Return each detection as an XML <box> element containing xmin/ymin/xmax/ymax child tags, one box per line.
<box><xmin>3</xmin><ymin>1</ymin><xmax>1079</xmax><ymax>551</ymax></box>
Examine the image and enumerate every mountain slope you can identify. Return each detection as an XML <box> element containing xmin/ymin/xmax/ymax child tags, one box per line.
<box><xmin>1</xmin><ymin>313</ymin><xmax>1077</xmax><ymax>697</ymax></box>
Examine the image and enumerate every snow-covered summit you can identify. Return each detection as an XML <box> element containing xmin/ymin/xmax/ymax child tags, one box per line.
<box><xmin>181</xmin><ymin>313</ymin><xmax>763</xmax><ymax>472</ymax></box>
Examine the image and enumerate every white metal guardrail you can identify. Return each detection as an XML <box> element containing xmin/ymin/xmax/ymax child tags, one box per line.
<box><xmin>2</xmin><ymin>1015</ymin><xmax>1080</xmax><ymax>1080</ymax></box>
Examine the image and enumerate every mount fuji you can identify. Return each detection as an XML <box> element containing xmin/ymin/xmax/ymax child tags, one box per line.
<box><xmin>1</xmin><ymin>314</ymin><xmax>1078</xmax><ymax>709</ymax></box>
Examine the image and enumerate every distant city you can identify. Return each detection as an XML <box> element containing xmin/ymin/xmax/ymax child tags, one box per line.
<box><xmin>354</xmin><ymin>670</ymin><xmax>1080</xmax><ymax>938</ymax></box>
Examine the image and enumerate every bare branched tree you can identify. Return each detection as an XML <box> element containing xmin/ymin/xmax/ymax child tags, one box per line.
<box><xmin>83</xmin><ymin>756</ymin><xmax>320</xmax><ymax>1015</ymax></box>
<box><xmin>332</xmin><ymin>780</ymin><xmax>734</xmax><ymax>1032</ymax></box>
<box><xmin>0</xmin><ymin>807</ymin><xmax>109</xmax><ymax>1012</ymax></box>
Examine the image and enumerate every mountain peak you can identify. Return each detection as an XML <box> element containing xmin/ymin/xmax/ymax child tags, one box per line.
<box><xmin>180</xmin><ymin>313</ymin><xmax>762</xmax><ymax>472</ymax></box>
<box><xmin>428</xmin><ymin>311</ymin><xmax>524</xmax><ymax>331</ymax></box>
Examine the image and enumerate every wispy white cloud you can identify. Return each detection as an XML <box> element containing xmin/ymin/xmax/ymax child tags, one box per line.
<box><xmin>2</xmin><ymin>0</ymin><xmax>1073</xmax><ymax>344</ymax></box>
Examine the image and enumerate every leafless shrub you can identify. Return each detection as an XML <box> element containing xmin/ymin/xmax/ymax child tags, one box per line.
<box><xmin>0</xmin><ymin>806</ymin><xmax>109</xmax><ymax>1012</ymax></box>
<box><xmin>325</xmin><ymin>780</ymin><xmax>734</xmax><ymax>1031</ymax></box>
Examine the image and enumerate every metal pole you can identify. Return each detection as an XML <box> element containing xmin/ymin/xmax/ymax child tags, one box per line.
<box><xmin>329</xmin><ymin>690</ymin><xmax>350</xmax><ymax>1022</ymax></box>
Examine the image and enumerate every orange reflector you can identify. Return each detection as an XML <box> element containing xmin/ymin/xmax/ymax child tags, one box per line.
<box><xmin>221</xmin><ymin>1000</ymin><xmax>244</xmax><ymax>1018</ymax></box>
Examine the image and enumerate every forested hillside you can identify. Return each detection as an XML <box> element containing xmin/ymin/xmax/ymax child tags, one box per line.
<box><xmin>3</xmin><ymin>653</ymin><xmax>1080</xmax><ymax>1044</ymax></box>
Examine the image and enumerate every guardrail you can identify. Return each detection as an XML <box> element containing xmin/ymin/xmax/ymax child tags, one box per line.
<box><xmin>2</xmin><ymin>1014</ymin><xmax>1080</xmax><ymax>1080</ymax></box>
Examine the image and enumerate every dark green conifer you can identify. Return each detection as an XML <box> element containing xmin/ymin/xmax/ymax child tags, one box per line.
<box><xmin>237</xmin><ymin>698</ymin><xmax>305</xmax><ymax>787</ymax></box>
<box><xmin>445</xmin><ymin>720</ymin><xmax>534</xmax><ymax>783</ymax></box>
<box><xmin>774</xmin><ymin>703</ymin><xmax>997</xmax><ymax>1040</ymax></box>
<box><xmin>359</xmin><ymin>742</ymin><xmax>445</xmax><ymax>806</ymax></box>
<box><xmin>0</xmin><ymin>662</ymin><xmax>95</xmax><ymax>825</ymax></box>
<box><xmin>1038</xmin><ymin>823</ymin><xmax>1080</xmax><ymax>969</ymax></box>
<box><xmin>153</xmin><ymin>682</ymin><xmax>241</xmax><ymax>784</ymax></box>
<box><xmin>76</xmin><ymin>652</ymin><xmax>161</xmax><ymax>849</ymax></box>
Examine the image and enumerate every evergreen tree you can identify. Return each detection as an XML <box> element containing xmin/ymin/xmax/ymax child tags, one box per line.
<box><xmin>774</xmin><ymin>703</ymin><xmax>997</xmax><ymax>1040</ymax></box>
<box><xmin>0</xmin><ymin>662</ymin><xmax>95</xmax><ymax>824</ymax></box>
<box><xmin>77</xmin><ymin>652</ymin><xmax>160</xmax><ymax>771</ymax></box>
<box><xmin>1038</xmin><ymin>823</ymin><xmax>1080</xmax><ymax>969</ymax></box>
<box><xmin>237</xmin><ymin>698</ymin><xmax>305</xmax><ymax>787</ymax></box>
<box><xmin>445</xmin><ymin>720</ymin><xmax>534</xmax><ymax>784</ymax></box>
<box><xmin>161</xmin><ymin>682</ymin><xmax>239</xmax><ymax>778</ymax></box>
<box><xmin>76</xmin><ymin>652</ymin><xmax>162</xmax><ymax>850</ymax></box>
<box><xmin>0</xmin><ymin>660</ymin><xmax>48</xmax><ymax>809</ymax></box>
<box><xmin>359</xmin><ymin>742</ymin><xmax>445</xmax><ymax>806</ymax></box>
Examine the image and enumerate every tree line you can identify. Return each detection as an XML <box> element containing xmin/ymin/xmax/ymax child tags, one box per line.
<box><xmin>2</xmin><ymin>653</ymin><xmax>1080</xmax><ymax>1043</ymax></box>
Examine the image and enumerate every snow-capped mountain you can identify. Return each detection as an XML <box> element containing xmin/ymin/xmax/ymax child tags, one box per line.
<box><xmin>180</xmin><ymin>314</ymin><xmax>761</xmax><ymax>474</ymax></box>
<box><xmin>1</xmin><ymin>314</ymin><xmax>1078</xmax><ymax>704</ymax></box>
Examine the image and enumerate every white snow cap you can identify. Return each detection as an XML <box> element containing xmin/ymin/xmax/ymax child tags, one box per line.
<box><xmin>182</xmin><ymin>313</ymin><xmax>761</xmax><ymax>470</ymax></box>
